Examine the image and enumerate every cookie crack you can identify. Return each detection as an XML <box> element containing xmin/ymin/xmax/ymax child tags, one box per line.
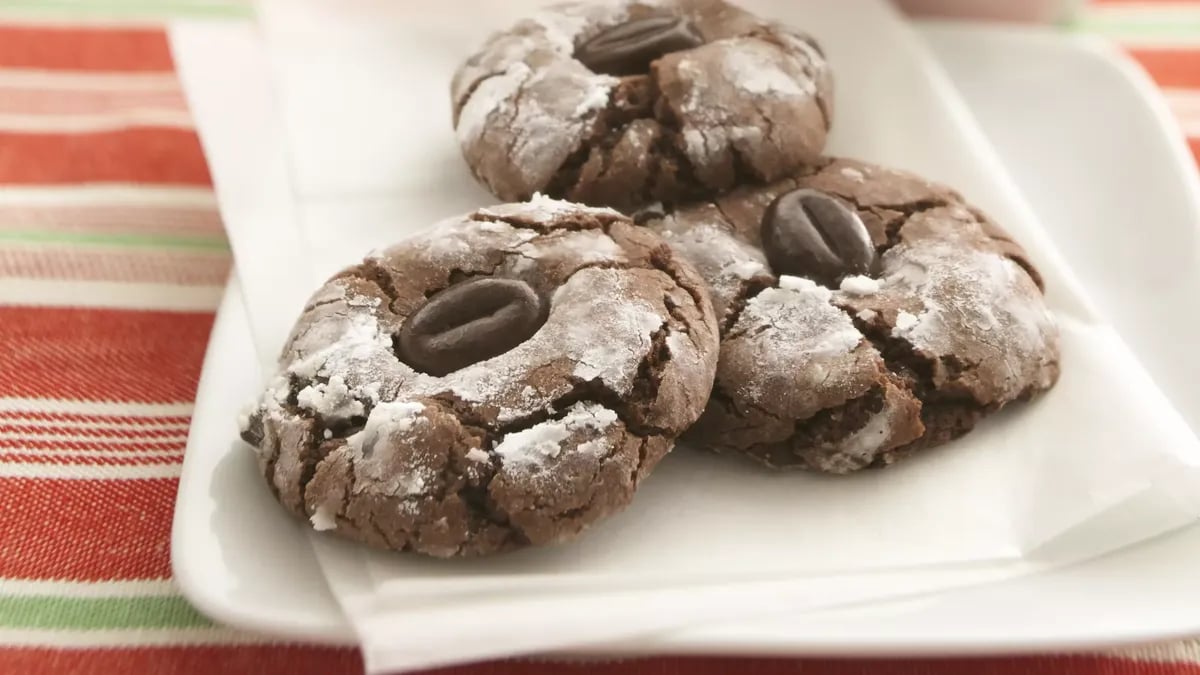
<box><xmin>339</xmin><ymin>258</ymin><xmax>402</xmax><ymax>311</ymax></box>
<box><xmin>811</xmin><ymin>80</ymin><xmax>832</xmax><ymax>132</ymax></box>
<box><xmin>702</xmin><ymin>377</ymin><xmax>892</xmax><ymax>472</ymax></box>
<box><xmin>662</xmin><ymin>291</ymin><xmax>703</xmax><ymax>354</ymax></box>
<box><xmin>253</xmin><ymin>423</ymin><xmax>283</xmax><ymax>503</ymax></box>
<box><xmin>847</xmin><ymin>315</ymin><xmax>986</xmax><ymax>451</ymax></box>
<box><xmin>454</xmin><ymin>69</ymin><xmax>505</xmax><ymax>122</ymax></box>
<box><xmin>645</xmin><ymin>240</ymin><xmax>707</xmax><ymax>313</ymax></box>
<box><xmin>719</xmin><ymin>276</ymin><xmax>774</xmax><ymax>335</ymax></box>
<box><xmin>503</xmin><ymin>74</ymin><xmax>535</xmax><ymax>176</ymax></box>
<box><xmin>426</xmin><ymin>262</ymin><xmax>508</xmax><ymax>299</ymax></box>
<box><xmin>433</xmin><ymin>432</ymin><xmax>529</xmax><ymax>554</ymax></box>
<box><xmin>552</xmin><ymin>432</ymin><xmax>633</xmax><ymax>524</ymax></box>
<box><xmin>708</xmin><ymin>378</ymin><xmax>784</xmax><ymax>424</ymax></box>
<box><xmin>469</xmin><ymin>209</ymin><xmax>618</xmax><ymax>234</ymax></box>
<box><xmin>297</xmin><ymin>437</ymin><xmax>339</xmax><ymax>512</ymax></box>
<box><xmin>738</xmin><ymin>96</ymin><xmax>778</xmax><ymax>184</ymax></box>
<box><xmin>776</xmin><ymin>386</ymin><xmax>886</xmax><ymax>471</ymax></box>
<box><xmin>833</xmin><ymin>196</ymin><xmax>950</xmax><ymax>253</ymax></box>
<box><xmin>632</xmin><ymin>433</ymin><xmax>660</xmax><ymax>484</ymax></box>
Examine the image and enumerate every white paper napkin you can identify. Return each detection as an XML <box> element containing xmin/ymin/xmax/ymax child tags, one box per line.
<box><xmin>173</xmin><ymin>1</ymin><xmax>1200</xmax><ymax>671</ymax></box>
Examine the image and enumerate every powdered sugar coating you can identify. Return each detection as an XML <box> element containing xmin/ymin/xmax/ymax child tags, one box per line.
<box><xmin>309</xmin><ymin>505</ymin><xmax>337</xmax><ymax>532</ymax></box>
<box><xmin>844</xmin><ymin>207</ymin><xmax>1061</xmax><ymax>403</ymax></box>
<box><xmin>494</xmin><ymin>402</ymin><xmax>618</xmax><ymax>468</ymax></box>
<box><xmin>840</xmin><ymin>167</ymin><xmax>864</xmax><ymax>182</ymax></box>
<box><xmin>840</xmin><ymin>275</ymin><xmax>880</xmax><ymax>296</ymax></box>
<box><xmin>650</xmin><ymin>209</ymin><xmax>770</xmax><ymax>322</ymax></box>
<box><xmin>478</xmin><ymin>192</ymin><xmax>621</xmax><ymax>221</ymax></box>
<box><xmin>240</xmin><ymin>197</ymin><xmax>720</xmax><ymax>555</ymax></box>
<box><xmin>464</xmin><ymin>448</ymin><xmax>490</xmax><ymax>464</ymax></box>
<box><xmin>661</xmin><ymin>30</ymin><xmax>831</xmax><ymax>192</ymax></box>
<box><xmin>296</xmin><ymin>375</ymin><xmax>364</xmax><ymax>421</ymax></box>
<box><xmin>727</xmin><ymin>278</ymin><xmax>865</xmax><ymax>409</ymax></box>
<box><xmin>721</xmin><ymin>42</ymin><xmax>815</xmax><ymax>97</ymax></box>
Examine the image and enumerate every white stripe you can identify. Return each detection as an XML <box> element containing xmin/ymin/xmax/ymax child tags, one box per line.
<box><xmin>0</xmin><ymin>278</ymin><xmax>225</xmax><ymax>311</ymax></box>
<box><xmin>1174</xmin><ymin>119</ymin><xmax>1200</xmax><ymax>138</ymax></box>
<box><xmin>0</xmin><ymin>110</ymin><xmax>194</xmax><ymax>132</ymax></box>
<box><xmin>0</xmin><ymin>627</ymin><xmax>273</xmax><ymax>648</ymax></box>
<box><xmin>1163</xmin><ymin>88</ymin><xmax>1200</xmax><ymax>112</ymax></box>
<box><xmin>0</xmin><ymin>184</ymin><xmax>216</xmax><ymax>209</ymax></box>
<box><xmin>0</xmin><ymin>399</ymin><xmax>193</xmax><ymax>417</ymax></box>
<box><xmin>0</xmin><ymin>431</ymin><xmax>188</xmax><ymax>443</ymax></box>
<box><xmin>1162</xmin><ymin>88</ymin><xmax>1200</xmax><ymax>136</ymax></box>
<box><xmin>1</xmin><ymin>432</ymin><xmax>184</xmax><ymax>444</ymax></box>
<box><xmin>1</xmin><ymin>433</ymin><xmax>188</xmax><ymax>444</ymax></box>
<box><xmin>0</xmin><ymin>462</ymin><xmax>183</xmax><ymax>479</ymax></box>
<box><xmin>0</xmin><ymin>578</ymin><xmax>177</xmax><ymax>598</ymax></box>
<box><xmin>1</xmin><ymin>417</ymin><xmax>191</xmax><ymax>431</ymax></box>
<box><xmin>1116</xmin><ymin>640</ymin><xmax>1200</xmax><ymax>663</ymax></box>
<box><xmin>0</xmin><ymin>15</ymin><xmax>180</xmax><ymax>29</ymax></box>
<box><xmin>0</xmin><ymin>70</ymin><xmax>182</xmax><ymax>92</ymax></box>
<box><xmin>1094</xmin><ymin>34</ymin><xmax>1200</xmax><ymax>49</ymax></box>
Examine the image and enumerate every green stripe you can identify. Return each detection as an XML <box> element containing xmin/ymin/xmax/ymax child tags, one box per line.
<box><xmin>1070</xmin><ymin>15</ymin><xmax>1200</xmax><ymax>38</ymax></box>
<box><xmin>0</xmin><ymin>595</ymin><xmax>214</xmax><ymax>630</ymax></box>
<box><xmin>0</xmin><ymin>0</ymin><xmax>252</xmax><ymax>19</ymax></box>
<box><xmin>0</xmin><ymin>230</ymin><xmax>230</xmax><ymax>251</ymax></box>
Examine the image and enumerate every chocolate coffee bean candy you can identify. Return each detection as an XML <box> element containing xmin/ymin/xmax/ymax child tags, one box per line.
<box><xmin>398</xmin><ymin>278</ymin><xmax>546</xmax><ymax>376</ymax></box>
<box><xmin>576</xmin><ymin>16</ymin><xmax>703</xmax><ymax>76</ymax></box>
<box><xmin>761</xmin><ymin>188</ymin><xmax>875</xmax><ymax>287</ymax></box>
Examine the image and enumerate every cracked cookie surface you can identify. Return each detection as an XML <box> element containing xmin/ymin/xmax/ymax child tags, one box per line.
<box><xmin>239</xmin><ymin>196</ymin><xmax>720</xmax><ymax>556</ymax></box>
<box><xmin>452</xmin><ymin>0</ymin><xmax>832</xmax><ymax>213</ymax></box>
<box><xmin>640</xmin><ymin>158</ymin><xmax>1061</xmax><ymax>473</ymax></box>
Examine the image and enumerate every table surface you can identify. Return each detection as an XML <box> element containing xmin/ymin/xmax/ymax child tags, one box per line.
<box><xmin>2</xmin><ymin>1</ymin><xmax>1200</xmax><ymax>674</ymax></box>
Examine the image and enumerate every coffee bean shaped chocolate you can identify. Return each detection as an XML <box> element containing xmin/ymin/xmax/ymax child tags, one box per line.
<box><xmin>576</xmin><ymin>16</ymin><xmax>703</xmax><ymax>76</ymax></box>
<box><xmin>761</xmin><ymin>188</ymin><xmax>875</xmax><ymax>287</ymax></box>
<box><xmin>397</xmin><ymin>278</ymin><xmax>547</xmax><ymax>376</ymax></box>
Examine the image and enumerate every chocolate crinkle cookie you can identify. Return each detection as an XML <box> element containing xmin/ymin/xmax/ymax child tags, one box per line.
<box><xmin>639</xmin><ymin>158</ymin><xmax>1061</xmax><ymax>473</ymax></box>
<box><xmin>237</xmin><ymin>197</ymin><xmax>719</xmax><ymax>556</ymax></box>
<box><xmin>452</xmin><ymin>0</ymin><xmax>832</xmax><ymax>213</ymax></box>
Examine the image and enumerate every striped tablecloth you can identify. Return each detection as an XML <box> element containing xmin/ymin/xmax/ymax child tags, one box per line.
<box><xmin>1</xmin><ymin>2</ymin><xmax>1198</xmax><ymax>674</ymax></box>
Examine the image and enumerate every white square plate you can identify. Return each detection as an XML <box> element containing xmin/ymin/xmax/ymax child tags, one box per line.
<box><xmin>171</xmin><ymin>18</ymin><xmax>1200</xmax><ymax>653</ymax></box>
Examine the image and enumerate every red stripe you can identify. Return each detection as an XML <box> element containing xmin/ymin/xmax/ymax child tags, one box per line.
<box><xmin>0</xmin><ymin>129</ymin><xmax>211</xmax><ymax>185</ymax></box>
<box><xmin>0</xmin><ymin>308</ymin><xmax>215</xmax><ymax>403</ymax></box>
<box><xmin>1</xmin><ymin>424</ymin><xmax>188</xmax><ymax>439</ymax></box>
<box><xmin>0</xmin><ymin>478</ymin><xmax>175</xmax><ymax>580</ymax></box>
<box><xmin>1</xmin><ymin>652</ymin><xmax>1198</xmax><ymax>675</ymax></box>
<box><xmin>0</xmin><ymin>27</ymin><xmax>173</xmax><ymax>72</ymax></box>
<box><xmin>0</xmin><ymin>411</ymin><xmax>193</xmax><ymax>425</ymax></box>
<box><xmin>0</xmin><ymin>647</ymin><xmax>359</xmax><ymax>675</ymax></box>
<box><xmin>0</xmin><ymin>438</ymin><xmax>185</xmax><ymax>451</ymax></box>
<box><xmin>1125</xmin><ymin>48</ymin><xmax>1200</xmax><ymax>89</ymax></box>
<box><xmin>0</xmin><ymin>454</ymin><xmax>179</xmax><ymax>466</ymax></box>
